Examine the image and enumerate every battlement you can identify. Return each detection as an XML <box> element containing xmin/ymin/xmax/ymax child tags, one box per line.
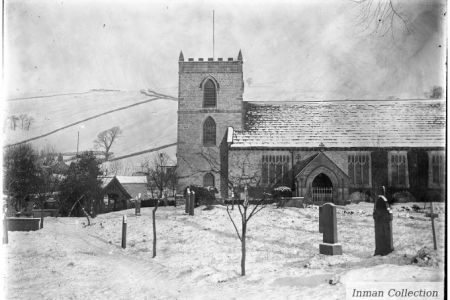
<box><xmin>179</xmin><ymin>50</ymin><xmax>243</xmax><ymax>73</ymax></box>
<box><xmin>184</xmin><ymin>57</ymin><xmax>236</xmax><ymax>62</ymax></box>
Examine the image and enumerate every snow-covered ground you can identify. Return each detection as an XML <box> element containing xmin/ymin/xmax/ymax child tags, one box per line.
<box><xmin>2</xmin><ymin>202</ymin><xmax>445</xmax><ymax>299</ymax></box>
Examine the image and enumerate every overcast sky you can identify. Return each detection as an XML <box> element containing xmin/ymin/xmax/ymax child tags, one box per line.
<box><xmin>5</xmin><ymin>0</ymin><xmax>446</xmax><ymax>100</ymax></box>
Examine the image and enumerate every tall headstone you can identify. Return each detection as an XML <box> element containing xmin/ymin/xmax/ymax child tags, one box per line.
<box><xmin>189</xmin><ymin>191</ymin><xmax>195</xmax><ymax>216</ymax></box>
<box><xmin>185</xmin><ymin>188</ymin><xmax>190</xmax><ymax>214</ymax></box>
<box><xmin>373</xmin><ymin>195</ymin><xmax>394</xmax><ymax>255</ymax></box>
<box><xmin>319</xmin><ymin>203</ymin><xmax>342</xmax><ymax>255</ymax></box>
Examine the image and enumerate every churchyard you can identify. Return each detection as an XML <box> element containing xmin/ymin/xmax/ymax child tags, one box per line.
<box><xmin>3</xmin><ymin>201</ymin><xmax>444</xmax><ymax>299</ymax></box>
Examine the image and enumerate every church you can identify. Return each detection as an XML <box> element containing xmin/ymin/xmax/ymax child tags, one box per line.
<box><xmin>176</xmin><ymin>51</ymin><xmax>446</xmax><ymax>204</ymax></box>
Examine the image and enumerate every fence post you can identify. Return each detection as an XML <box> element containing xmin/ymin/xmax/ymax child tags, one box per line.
<box><xmin>121</xmin><ymin>215</ymin><xmax>127</xmax><ymax>249</ymax></box>
<box><xmin>430</xmin><ymin>202</ymin><xmax>437</xmax><ymax>250</ymax></box>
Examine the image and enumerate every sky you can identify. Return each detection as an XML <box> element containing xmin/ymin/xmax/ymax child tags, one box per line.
<box><xmin>4</xmin><ymin>0</ymin><xmax>447</xmax><ymax>100</ymax></box>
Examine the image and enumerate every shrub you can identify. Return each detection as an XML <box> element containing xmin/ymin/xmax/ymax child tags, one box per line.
<box><xmin>272</xmin><ymin>186</ymin><xmax>292</xmax><ymax>199</ymax></box>
<box><xmin>184</xmin><ymin>185</ymin><xmax>216</xmax><ymax>207</ymax></box>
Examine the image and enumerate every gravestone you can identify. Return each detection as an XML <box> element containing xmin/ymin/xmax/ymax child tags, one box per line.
<box><xmin>185</xmin><ymin>188</ymin><xmax>190</xmax><ymax>214</ymax></box>
<box><xmin>319</xmin><ymin>203</ymin><xmax>342</xmax><ymax>255</ymax></box>
<box><xmin>135</xmin><ymin>193</ymin><xmax>141</xmax><ymax>216</ymax></box>
<box><xmin>189</xmin><ymin>191</ymin><xmax>195</xmax><ymax>216</ymax></box>
<box><xmin>373</xmin><ymin>195</ymin><xmax>394</xmax><ymax>255</ymax></box>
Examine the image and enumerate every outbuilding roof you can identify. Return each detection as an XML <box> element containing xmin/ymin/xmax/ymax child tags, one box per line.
<box><xmin>116</xmin><ymin>176</ymin><xmax>148</xmax><ymax>184</ymax></box>
<box><xmin>231</xmin><ymin>100</ymin><xmax>445</xmax><ymax>148</ymax></box>
<box><xmin>116</xmin><ymin>176</ymin><xmax>150</xmax><ymax>200</ymax></box>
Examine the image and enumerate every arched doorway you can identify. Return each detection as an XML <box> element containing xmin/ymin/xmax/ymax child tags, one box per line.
<box><xmin>311</xmin><ymin>173</ymin><xmax>333</xmax><ymax>203</ymax></box>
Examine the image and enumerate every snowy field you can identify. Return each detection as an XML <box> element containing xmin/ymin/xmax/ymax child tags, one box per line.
<box><xmin>3</xmin><ymin>202</ymin><xmax>445</xmax><ymax>299</ymax></box>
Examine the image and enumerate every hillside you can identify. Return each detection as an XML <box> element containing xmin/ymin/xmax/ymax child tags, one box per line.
<box><xmin>4</xmin><ymin>90</ymin><xmax>178</xmax><ymax>171</ymax></box>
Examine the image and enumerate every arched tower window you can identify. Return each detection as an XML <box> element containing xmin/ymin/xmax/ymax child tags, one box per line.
<box><xmin>203</xmin><ymin>79</ymin><xmax>217</xmax><ymax>108</ymax></box>
<box><xmin>203</xmin><ymin>117</ymin><xmax>216</xmax><ymax>146</ymax></box>
<box><xmin>203</xmin><ymin>173</ymin><xmax>215</xmax><ymax>188</ymax></box>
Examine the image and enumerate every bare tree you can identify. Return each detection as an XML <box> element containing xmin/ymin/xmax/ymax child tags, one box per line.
<box><xmin>225</xmin><ymin>154</ymin><xmax>267</xmax><ymax>276</ymax></box>
<box><xmin>141</xmin><ymin>152</ymin><xmax>175</xmax><ymax>198</ymax></box>
<box><xmin>353</xmin><ymin>0</ymin><xmax>411</xmax><ymax>38</ymax></box>
<box><xmin>141</xmin><ymin>152</ymin><xmax>177</xmax><ymax>258</ymax></box>
<box><xmin>24</xmin><ymin>116</ymin><xmax>34</xmax><ymax>131</ymax></box>
<box><xmin>18</xmin><ymin>114</ymin><xmax>28</xmax><ymax>129</ymax></box>
<box><xmin>8</xmin><ymin>115</ymin><xmax>19</xmax><ymax>130</ymax></box>
<box><xmin>181</xmin><ymin>148</ymin><xmax>268</xmax><ymax>276</ymax></box>
<box><xmin>93</xmin><ymin>126</ymin><xmax>122</xmax><ymax>161</ymax></box>
<box><xmin>108</xmin><ymin>160</ymin><xmax>123</xmax><ymax>176</ymax></box>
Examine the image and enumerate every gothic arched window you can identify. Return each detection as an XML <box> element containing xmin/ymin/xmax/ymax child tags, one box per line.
<box><xmin>203</xmin><ymin>79</ymin><xmax>217</xmax><ymax>108</ymax></box>
<box><xmin>203</xmin><ymin>117</ymin><xmax>216</xmax><ymax>146</ymax></box>
<box><xmin>203</xmin><ymin>173</ymin><xmax>215</xmax><ymax>188</ymax></box>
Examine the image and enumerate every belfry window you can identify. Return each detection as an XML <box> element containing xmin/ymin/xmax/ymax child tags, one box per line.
<box><xmin>203</xmin><ymin>79</ymin><xmax>217</xmax><ymax>108</ymax></box>
<box><xmin>203</xmin><ymin>117</ymin><xmax>216</xmax><ymax>146</ymax></box>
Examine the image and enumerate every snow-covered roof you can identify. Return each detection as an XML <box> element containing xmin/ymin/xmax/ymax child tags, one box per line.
<box><xmin>231</xmin><ymin>100</ymin><xmax>446</xmax><ymax>148</ymax></box>
<box><xmin>116</xmin><ymin>176</ymin><xmax>148</xmax><ymax>184</ymax></box>
<box><xmin>99</xmin><ymin>176</ymin><xmax>114</xmax><ymax>189</ymax></box>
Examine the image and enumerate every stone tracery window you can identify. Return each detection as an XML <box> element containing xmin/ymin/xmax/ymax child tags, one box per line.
<box><xmin>348</xmin><ymin>152</ymin><xmax>371</xmax><ymax>187</ymax></box>
<box><xmin>428</xmin><ymin>151</ymin><xmax>445</xmax><ymax>188</ymax></box>
<box><xmin>388</xmin><ymin>151</ymin><xmax>409</xmax><ymax>188</ymax></box>
<box><xmin>261</xmin><ymin>155</ymin><xmax>290</xmax><ymax>186</ymax></box>
<box><xmin>203</xmin><ymin>117</ymin><xmax>216</xmax><ymax>146</ymax></box>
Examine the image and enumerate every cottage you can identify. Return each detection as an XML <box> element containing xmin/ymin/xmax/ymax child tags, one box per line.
<box><xmin>176</xmin><ymin>51</ymin><xmax>445</xmax><ymax>204</ymax></box>
<box><xmin>100</xmin><ymin>176</ymin><xmax>131</xmax><ymax>212</ymax></box>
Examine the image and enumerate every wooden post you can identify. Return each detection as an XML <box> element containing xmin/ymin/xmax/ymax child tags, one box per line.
<box><xmin>40</xmin><ymin>198</ymin><xmax>44</xmax><ymax>229</ymax></box>
<box><xmin>2</xmin><ymin>216</ymin><xmax>7</xmax><ymax>244</ymax></box>
<box><xmin>430</xmin><ymin>202</ymin><xmax>437</xmax><ymax>250</ymax></box>
<box><xmin>189</xmin><ymin>191</ymin><xmax>195</xmax><ymax>216</ymax></box>
<box><xmin>121</xmin><ymin>215</ymin><xmax>127</xmax><ymax>249</ymax></box>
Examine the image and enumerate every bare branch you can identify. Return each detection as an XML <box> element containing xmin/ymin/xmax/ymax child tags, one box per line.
<box><xmin>226</xmin><ymin>205</ymin><xmax>242</xmax><ymax>241</ymax></box>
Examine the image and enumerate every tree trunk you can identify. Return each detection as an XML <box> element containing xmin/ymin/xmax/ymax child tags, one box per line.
<box><xmin>152</xmin><ymin>201</ymin><xmax>159</xmax><ymax>258</ymax></box>
<box><xmin>241</xmin><ymin>221</ymin><xmax>247</xmax><ymax>276</ymax></box>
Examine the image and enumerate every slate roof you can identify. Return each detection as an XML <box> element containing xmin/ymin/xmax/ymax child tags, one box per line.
<box><xmin>232</xmin><ymin>100</ymin><xmax>446</xmax><ymax>148</ymax></box>
<box><xmin>116</xmin><ymin>176</ymin><xmax>148</xmax><ymax>184</ymax></box>
<box><xmin>99</xmin><ymin>176</ymin><xmax>132</xmax><ymax>199</ymax></box>
<box><xmin>116</xmin><ymin>176</ymin><xmax>150</xmax><ymax>200</ymax></box>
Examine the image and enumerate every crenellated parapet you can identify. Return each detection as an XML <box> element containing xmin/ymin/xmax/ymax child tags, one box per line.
<box><xmin>179</xmin><ymin>50</ymin><xmax>243</xmax><ymax>73</ymax></box>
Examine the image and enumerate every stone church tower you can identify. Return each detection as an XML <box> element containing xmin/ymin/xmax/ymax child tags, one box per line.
<box><xmin>176</xmin><ymin>50</ymin><xmax>244</xmax><ymax>197</ymax></box>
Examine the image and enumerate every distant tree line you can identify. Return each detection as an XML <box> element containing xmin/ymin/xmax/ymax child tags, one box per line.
<box><xmin>6</xmin><ymin>114</ymin><xmax>34</xmax><ymax>131</ymax></box>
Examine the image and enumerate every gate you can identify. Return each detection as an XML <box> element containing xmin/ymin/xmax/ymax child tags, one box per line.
<box><xmin>311</xmin><ymin>187</ymin><xmax>333</xmax><ymax>203</ymax></box>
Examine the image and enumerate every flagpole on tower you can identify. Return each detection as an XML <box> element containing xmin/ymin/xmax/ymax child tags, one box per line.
<box><xmin>213</xmin><ymin>10</ymin><xmax>215</xmax><ymax>59</ymax></box>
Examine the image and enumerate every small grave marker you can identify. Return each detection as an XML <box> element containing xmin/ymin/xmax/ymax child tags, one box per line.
<box><xmin>135</xmin><ymin>193</ymin><xmax>141</xmax><ymax>216</ymax></box>
<box><xmin>121</xmin><ymin>215</ymin><xmax>127</xmax><ymax>249</ymax></box>
<box><xmin>373</xmin><ymin>195</ymin><xmax>393</xmax><ymax>255</ymax></box>
<box><xmin>319</xmin><ymin>203</ymin><xmax>342</xmax><ymax>255</ymax></box>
